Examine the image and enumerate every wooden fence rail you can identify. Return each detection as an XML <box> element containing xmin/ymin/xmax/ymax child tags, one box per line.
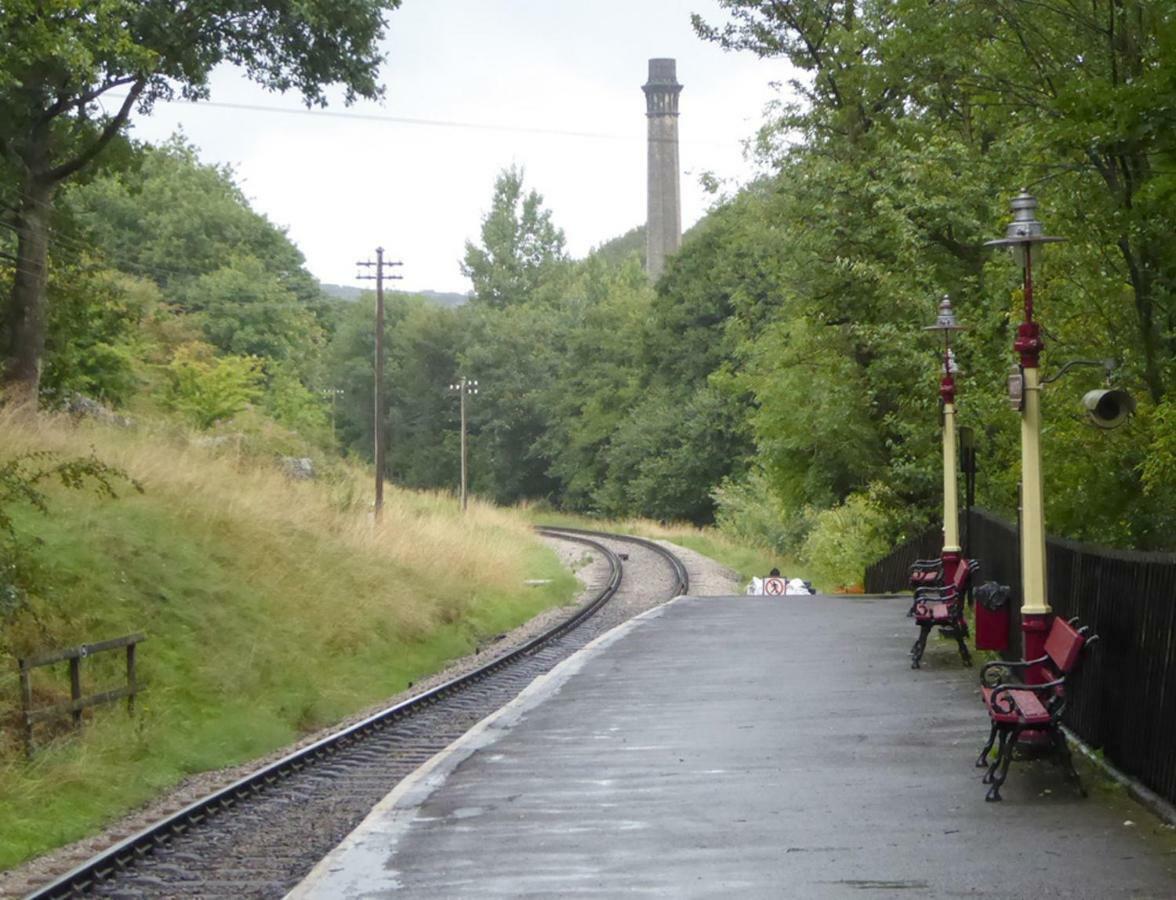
<box><xmin>865</xmin><ymin>510</ymin><xmax>1176</xmax><ymax>808</ymax></box>
<box><xmin>18</xmin><ymin>633</ymin><xmax>145</xmax><ymax>755</ymax></box>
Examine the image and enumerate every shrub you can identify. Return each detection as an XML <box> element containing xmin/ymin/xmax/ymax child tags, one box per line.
<box><xmin>163</xmin><ymin>342</ymin><xmax>263</xmax><ymax>429</ymax></box>
<box><xmin>798</xmin><ymin>491</ymin><xmax>895</xmax><ymax>591</ymax></box>
<box><xmin>712</xmin><ymin>468</ymin><xmax>813</xmax><ymax>555</ymax></box>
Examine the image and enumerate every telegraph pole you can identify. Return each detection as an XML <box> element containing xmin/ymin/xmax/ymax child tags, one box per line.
<box><xmin>357</xmin><ymin>248</ymin><xmax>402</xmax><ymax>520</ymax></box>
<box><xmin>448</xmin><ymin>377</ymin><xmax>478</xmax><ymax>510</ymax></box>
<box><xmin>318</xmin><ymin>387</ymin><xmax>344</xmax><ymax>443</ymax></box>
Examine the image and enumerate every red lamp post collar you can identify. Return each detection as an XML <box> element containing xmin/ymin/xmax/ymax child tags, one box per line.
<box><xmin>985</xmin><ymin>191</ymin><xmax>1063</xmax><ymax>369</ymax></box>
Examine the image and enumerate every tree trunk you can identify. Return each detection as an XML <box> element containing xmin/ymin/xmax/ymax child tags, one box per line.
<box><xmin>1121</xmin><ymin>234</ymin><xmax>1166</xmax><ymax>405</ymax></box>
<box><xmin>3</xmin><ymin>174</ymin><xmax>54</xmax><ymax>407</ymax></box>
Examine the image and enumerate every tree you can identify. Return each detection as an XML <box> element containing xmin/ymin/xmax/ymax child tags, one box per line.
<box><xmin>43</xmin><ymin>269</ymin><xmax>157</xmax><ymax>406</ymax></box>
<box><xmin>164</xmin><ymin>342</ymin><xmax>263</xmax><ymax>429</ymax></box>
<box><xmin>176</xmin><ymin>255</ymin><xmax>324</xmax><ymax>372</ymax></box>
<box><xmin>687</xmin><ymin>0</ymin><xmax>1176</xmax><ymax>553</ymax></box>
<box><xmin>1</xmin><ymin>0</ymin><xmax>400</xmax><ymax>404</ymax></box>
<box><xmin>461</xmin><ymin>166</ymin><xmax>568</xmax><ymax>307</ymax></box>
<box><xmin>323</xmin><ymin>292</ymin><xmax>464</xmax><ymax>485</ymax></box>
<box><xmin>457</xmin><ymin>302</ymin><xmax>563</xmax><ymax>503</ymax></box>
<box><xmin>67</xmin><ymin>138</ymin><xmax>318</xmax><ymax>299</ymax></box>
<box><xmin>538</xmin><ymin>256</ymin><xmax>651</xmax><ymax>510</ymax></box>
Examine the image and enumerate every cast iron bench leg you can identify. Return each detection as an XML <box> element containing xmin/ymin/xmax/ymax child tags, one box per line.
<box><xmin>910</xmin><ymin>624</ymin><xmax>931</xmax><ymax>668</ymax></box>
<box><xmin>986</xmin><ymin>725</ymin><xmax>1023</xmax><ymax>802</ymax></box>
<box><xmin>976</xmin><ymin>722</ymin><xmax>998</xmax><ymax>769</ymax></box>
<box><xmin>982</xmin><ymin>726</ymin><xmax>1009</xmax><ymax>785</ymax></box>
<box><xmin>954</xmin><ymin>627</ymin><xmax>972</xmax><ymax>666</ymax></box>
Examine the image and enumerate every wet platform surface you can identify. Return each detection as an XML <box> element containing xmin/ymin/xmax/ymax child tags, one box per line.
<box><xmin>290</xmin><ymin>595</ymin><xmax>1176</xmax><ymax>898</ymax></box>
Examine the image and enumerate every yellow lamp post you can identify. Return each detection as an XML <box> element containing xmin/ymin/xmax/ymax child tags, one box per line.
<box><xmin>986</xmin><ymin>192</ymin><xmax>1065</xmax><ymax>676</ymax></box>
<box><xmin>924</xmin><ymin>295</ymin><xmax>966</xmax><ymax>584</ymax></box>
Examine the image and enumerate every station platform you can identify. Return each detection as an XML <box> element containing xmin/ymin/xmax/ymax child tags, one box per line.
<box><xmin>289</xmin><ymin>595</ymin><xmax>1176</xmax><ymax>898</ymax></box>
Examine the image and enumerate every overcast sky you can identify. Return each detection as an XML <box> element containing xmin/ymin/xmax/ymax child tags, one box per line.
<box><xmin>124</xmin><ymin>0</ymin><xmax>794</xmax><ymax>294</ymax></box>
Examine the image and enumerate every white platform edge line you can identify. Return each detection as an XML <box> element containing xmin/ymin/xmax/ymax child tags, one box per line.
<box><xmin>286</xmin><ymin>593</ymin><xmax>691</xmax><ymax>898</ymax></box>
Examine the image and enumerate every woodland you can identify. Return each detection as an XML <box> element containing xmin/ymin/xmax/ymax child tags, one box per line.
<box><xmin>3</xmin><ymin>1</ymin><xmax>1176</xmax><ymax>590</ymax></box>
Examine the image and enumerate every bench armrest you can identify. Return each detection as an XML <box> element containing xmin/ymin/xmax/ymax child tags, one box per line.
<box><xmin>980</xmin><ymin>655</ymin><xmax>1048</xmax><ymax>686</ymax></box>
<box><xmin>910</xmin><ymin>559</ymin><xmax>942</xmax><ymax>571</ymax></box>
<box><xmin>914</xmin><ymin>586</ymin><xmax>959</xmax><ymax>600</ymax></box>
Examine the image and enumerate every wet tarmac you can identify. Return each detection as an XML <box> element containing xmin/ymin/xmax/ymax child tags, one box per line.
<box><xmin>290</xmin><ymin>594</ymin><xmax>1176</xmax><ymax>899</ymax></box>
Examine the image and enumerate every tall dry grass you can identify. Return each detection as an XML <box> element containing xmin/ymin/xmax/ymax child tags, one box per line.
<box><xmin>1</xmin><ymin>409</ymin><xmax>535</xmax><ymax>621</ymax></box>
<box><xmin>0</xmin><ymin>410</ymin><xmax>576</xmax><ymax>869</ymax></box>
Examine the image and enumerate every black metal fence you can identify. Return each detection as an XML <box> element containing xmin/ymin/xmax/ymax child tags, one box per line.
<box><xmin>866</xmin><ymin>508</ymin><xmax>1176</xmax><ymax>808</ymax></box>
<box><xmin>863</xmin><ymin>526</ymin><xmax>943</xmax><ymax>594</ymax></box>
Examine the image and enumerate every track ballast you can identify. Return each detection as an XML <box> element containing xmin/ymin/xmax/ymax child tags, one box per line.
<box><xmin>27</xmin><ymin>528</ymin><xmax>688</xmax><ymax>899</ymax></box>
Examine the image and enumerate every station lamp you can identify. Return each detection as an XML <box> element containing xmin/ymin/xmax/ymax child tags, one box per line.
<box><xmin>923</xmin><ymin>295</ymin><xmax>966</xmax><ymax>585</ymax></box>
<box><xmin>985</xmin><ymin>191</ymin><xmax>1064</xmax><ymax>673</ymax></box>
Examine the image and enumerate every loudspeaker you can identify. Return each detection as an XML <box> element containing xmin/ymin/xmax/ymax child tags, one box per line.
<box><xmin>1082</xmin><ymin>389</ymin><xmax>1135</xmax><ymax>429</ymax></box>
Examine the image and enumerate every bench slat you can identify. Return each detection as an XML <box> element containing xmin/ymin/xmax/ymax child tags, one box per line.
<box><xmin>914</xmin><ymin>601</ymin><xmax>959</xmax><ymax>624</ymax></box>
<box><xmin>1044</xmin><ymin>618</ymin><xmax>1085</xmax><ymax>673</ymax></box>
<box><xmin>982</xmin><ymin>686</ymin><xmax>1051</xmax><ymax>724</ymax></box>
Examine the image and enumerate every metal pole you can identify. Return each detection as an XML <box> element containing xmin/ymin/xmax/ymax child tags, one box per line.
<box><xmin>1017</xmin><ymin>249</ymin><xmax>1051</xmax><ymax>676</ymax></box>
<box><xmin>925</xmin><ymin>296</ymin><xmax>964</xmax><ymax>582</ymax></box>
<box><xmin>373</xmin><ymin>247</ymin><xmax>385</xmax><ymax>521</ymax></box>
<box><xmin>942</xmin><ymin>366</ymin><xmax>961</xmax><ymax>555</ymax></box>
<box><xmin>460</xmin><ymin>378</ymin><xmax>468</xmax><ymax>512</ymax></box>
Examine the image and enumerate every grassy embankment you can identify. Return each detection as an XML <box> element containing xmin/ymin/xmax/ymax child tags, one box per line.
<box><xmin>0</xmin><ymin>413</ymin><xmax>578</xmax><ymax>870</ymax></box>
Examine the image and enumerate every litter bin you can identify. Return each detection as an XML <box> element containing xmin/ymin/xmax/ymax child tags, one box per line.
<box><xmin>974</xmin><ymin>581</ymin><xmax>1011</xmax><ymax>651</ymax></box>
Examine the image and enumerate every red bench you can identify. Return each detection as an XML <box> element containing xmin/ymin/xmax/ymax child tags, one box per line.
<box><xmin>910</xmin><ymin>558</ymin><xmax>978</xmax><ymax>668</ymax></box>
<box><xmin>908</xmin><ymin>558</ymin><xmax>944</xmax><ymax>592</ymax></box>
<box><xmin>976</xmin><ymin>615</ymin><xmax>1099</xmax><ymax>801</ymax></box>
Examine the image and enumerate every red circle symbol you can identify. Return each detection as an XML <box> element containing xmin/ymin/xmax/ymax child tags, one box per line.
<box><xmin>764</xmin><ymin>577</ymin><xmax>786</xmax><ymax>596</ymax></box>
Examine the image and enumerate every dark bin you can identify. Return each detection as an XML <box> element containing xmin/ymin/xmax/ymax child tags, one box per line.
<box><xmin>974</xmin><ymin>581</ymin><xmax>1011</xmax><ymax>651</ymax></box>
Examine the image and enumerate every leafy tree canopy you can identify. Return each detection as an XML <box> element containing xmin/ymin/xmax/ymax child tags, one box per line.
<box><xmin>2</xmin><ymin>0</ymin><xmax>400</xmax><ymax>401</ymax></box>
<box><xmin>461</xmin><ymin>166</ymin><xmax>568</xmax><ymax>308</ymax></box>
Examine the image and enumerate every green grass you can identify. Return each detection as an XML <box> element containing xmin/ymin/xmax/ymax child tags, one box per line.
<box><xmin>0</xmin><ymin>415</ymin><xmax>577</xmax><ymax>870</ymax></box>
<box><xmin>665</xmin><ymin>533</ymin><xmax>786</xmax><ymax>585</ymax></box>
<box><xmin>1</xmin><ymin>418</ymin><xmax>786</xmax><ymax>870</ymax></box>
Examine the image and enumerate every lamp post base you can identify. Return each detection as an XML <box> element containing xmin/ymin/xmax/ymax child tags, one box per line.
<box><xmin>1022</xmin><ymin>612</ymin><xmax>1052</xmax><ymax>683</ymax></box>
<box><xmin>940</xmin><ymin>548</ymin><xmax>963</xmax><ymax>585</ymax></box>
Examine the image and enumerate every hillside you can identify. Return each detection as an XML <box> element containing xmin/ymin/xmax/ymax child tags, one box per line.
<box><xmin>319</xmin><ymin>283</ymin><xmax>470</xmax><ymax>308</ymax></box>
<box><xmin>0</xmin><ymin>412</ymin><xmax>577</xmax><ymax>868</ymax></box>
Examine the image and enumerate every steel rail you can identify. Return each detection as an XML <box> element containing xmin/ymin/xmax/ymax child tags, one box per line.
<box><xmin>538</xmin><ymin>525</ymin><xmax>689</xmax><ymax>596</ymax></box>
<box><xmin>27</xmin><ymin>528</ymin><xmax>639</xmax><ymax>900</ymax></box>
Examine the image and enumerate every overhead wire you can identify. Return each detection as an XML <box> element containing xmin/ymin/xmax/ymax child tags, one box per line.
<box><xmin>105</xmin><ymin>94</ymin><xmax>731</xmax><ymax>148</ymax></box>
<box><xmin>3</xmin><ymin>89</ymin><xmax>729</xmax><ymax>297</ymax></box>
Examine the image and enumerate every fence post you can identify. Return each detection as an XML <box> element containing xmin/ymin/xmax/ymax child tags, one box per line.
<box><xmin>19</xmin><ymin>661</ymin><xmax>33</xmax><ymax>758</ymax></box>
<box><xmin>69</xmin><ymin>656</ymin><xmax>83</xmax><ymax>729</ymax></box>
<box><xmin>126</xmin><ymin>642</ymin><xmax>137</xmax><ymax>714</ymax></box>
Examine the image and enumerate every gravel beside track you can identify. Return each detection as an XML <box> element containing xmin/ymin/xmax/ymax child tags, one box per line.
<box><xmin>3</xmin><ymin>534</ymin><xmax>738</xmax><ymax>900</ymax></box>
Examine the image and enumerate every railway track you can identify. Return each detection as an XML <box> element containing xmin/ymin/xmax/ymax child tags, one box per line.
<box><xmin>26</xmin><ymin>528</ymin><xmax>688</xmax><ymax>899</ymax></box>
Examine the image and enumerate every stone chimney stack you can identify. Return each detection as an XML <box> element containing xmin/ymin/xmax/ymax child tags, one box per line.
<box><xmin>643</xmin><ymin>58</ymin><xmax>682</xmax><ymax>280</ymax></box>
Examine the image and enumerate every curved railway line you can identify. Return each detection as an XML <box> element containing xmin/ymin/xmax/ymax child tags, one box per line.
<box><xmin>26</xmin><ymin>528</ymin><xmax>689</xmax><ymax>899</ymax></box>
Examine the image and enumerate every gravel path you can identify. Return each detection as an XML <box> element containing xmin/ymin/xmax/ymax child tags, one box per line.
<box><xmin>0</xmin><ymin>536</ymin><xmax>740</xmax><ymax>899</ymax></box>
